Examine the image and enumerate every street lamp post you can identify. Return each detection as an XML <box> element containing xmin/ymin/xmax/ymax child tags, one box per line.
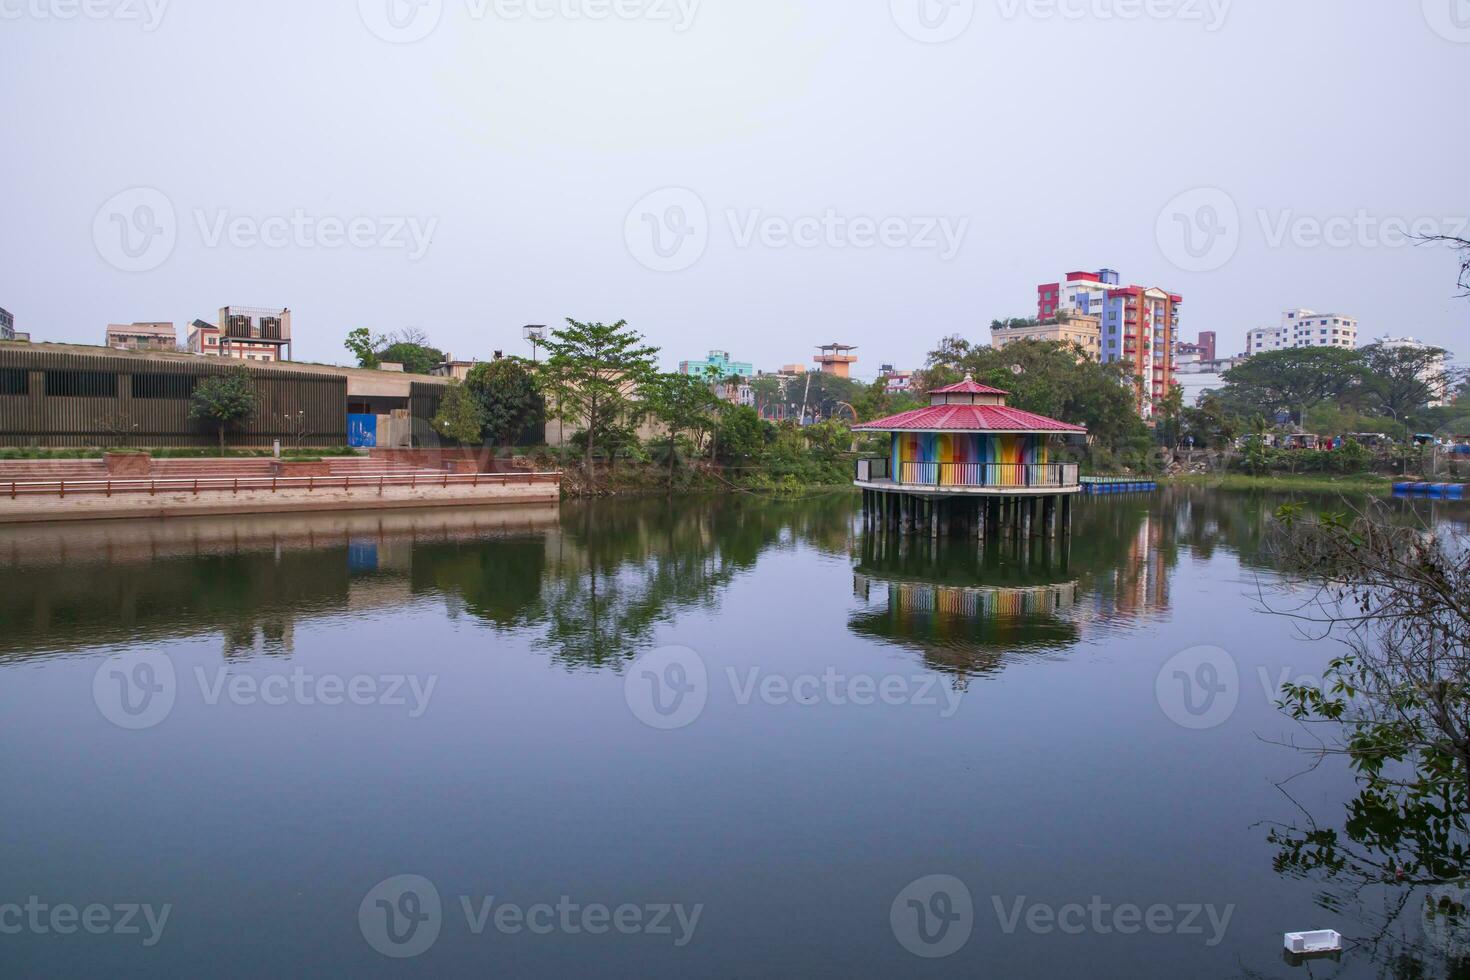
<box><xmin>523</xmin><ymin>325</ymin><xmax>547</xmax><ymax>364</ymax></box>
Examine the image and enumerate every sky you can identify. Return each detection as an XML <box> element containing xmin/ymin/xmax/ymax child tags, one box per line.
<box><xmin>1</xmin><ymin>0</ymin><xmax>1466</xmax><ymax>379</ymax></box>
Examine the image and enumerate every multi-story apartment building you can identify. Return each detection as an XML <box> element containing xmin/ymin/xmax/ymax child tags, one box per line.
<box><xmin>187</xmin><ymin>307</ymin><xmax>293</xmax><ymax>362</ymax></box>
<box><xmin>0</xmin><ymin>307</ymin><xmax>13</xmax><ymax>342</ymax></box>
<box><xmin>679</xmin><ymin>350</ymin><xmax>754</xmax><ymax>379</ymax></box>
<box><xmin>1037</xmin><ymin>269</ymin><xmax>1182</xmax><ymax>418</ymax></box>
<box><xmin>106</xmin><ymin>321</ymin><xmax>177</xmax><ymax>352</ymax></box>
<box><xmin>991</xmin><ymin>313</ymin><xmax>1102</xmax><ymax>361</ymax></box>
<box><xmin>1246</xmin><ymin>310</ymin><xmax>1358</xmax><ymax>355</ymax></box>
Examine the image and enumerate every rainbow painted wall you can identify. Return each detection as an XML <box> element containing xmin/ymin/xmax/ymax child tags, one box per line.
<box><xmin>890</xmin><ymin>432</ymin><xmax>1049</xmax><ymax>487</ymax></box>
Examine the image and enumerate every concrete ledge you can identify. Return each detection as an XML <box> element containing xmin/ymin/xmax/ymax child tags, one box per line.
<box><xmin>0</xmin><ymin>479</ymin><xmax>560</xmax><ymax>524</ymax></box>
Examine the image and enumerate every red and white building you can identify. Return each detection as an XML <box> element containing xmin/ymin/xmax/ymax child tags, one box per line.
<box><xmin>186</xmin><ymin>307</ymin><xmax>293</xmax><ymax>362</ymax></box>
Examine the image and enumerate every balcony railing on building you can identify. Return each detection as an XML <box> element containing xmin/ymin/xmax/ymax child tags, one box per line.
<box><xmin>856</xmin><ymin>458</ymin><xmax>1080</xmax><ymax>490</ymax></box>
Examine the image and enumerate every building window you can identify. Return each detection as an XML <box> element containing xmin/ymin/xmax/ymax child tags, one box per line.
<box><xmin>45</xmin><ymin>370</ymin><xmax>117</xmax><ymax>398</ymax></box>
<box><xmin>133</xmin><ymin>373</ymin><xmax>197</xmax><ymax>400</ymax></box>
<box><xmin>0</xmin><ymin>368</ymin><xmax>27</xmax><ymax>396</ymax></box>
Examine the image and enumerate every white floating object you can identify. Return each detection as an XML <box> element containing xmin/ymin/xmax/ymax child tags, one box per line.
<box><xmin>1284</xmin><ymin>930</ymin><xmax>1343</xmax><ymax>955</ymax></box>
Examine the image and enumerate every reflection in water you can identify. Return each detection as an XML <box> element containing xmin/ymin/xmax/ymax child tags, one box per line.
<box><xmin>847</xmin><ymin>493</ymin><xmax>1194</xmax><ymax>683</ymax></box>
<box><xmin>0</xmin><ymin>488</ymin><xmax>1463</xmax><ymax>677</ymax></box>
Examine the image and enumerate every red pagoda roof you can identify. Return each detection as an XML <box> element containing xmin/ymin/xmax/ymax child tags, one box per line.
<box><xmin>929</xmin><ymin>379</ymin><xmax>1009</xmax><ymax>396</ymax></box>
<box><xmin>853</xmin><ymin>404</ymin><xmax>1087</xmax><ymax>434</ymax></box>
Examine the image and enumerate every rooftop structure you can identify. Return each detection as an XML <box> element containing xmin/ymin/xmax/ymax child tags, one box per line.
<box><xmin>0</xmin><ymin>307</ymin><xmax>13</xmax><ymax>342</ymax></box>
<box><xmin>188</xmin><ymin>307</ymin><xmax>293</xmax><ymax>362</ymax></box>
<box><xmin>815</xmin><ymin>343</ymin><xmax>858</xmax><ymax>378</ymax></box>
<box><xmin>992</xmin><ymin>312</ymin><xmax>1102</xmax><ymax>362</ymax></box>
<box><xmin>106</xmin><ymin>321</ymin><xmax>177</xmax><ymax>352</ymax></box>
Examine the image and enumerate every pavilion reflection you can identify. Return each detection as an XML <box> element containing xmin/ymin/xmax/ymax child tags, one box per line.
<box><xmin>848</xmin><ymin>534</ymin><xmax>1083</xmax><ymax>685</ymax></box>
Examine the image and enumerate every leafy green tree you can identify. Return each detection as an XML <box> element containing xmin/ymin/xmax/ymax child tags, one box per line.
<box><xmin>430</xmin><ymin>380</ymin><xmax>484</xmax><ymax>446</ymax></box>
<box><xmin>540</xmin><ymin>318</ymin><xmax>660</xmax><ymax>485</ymax></box>
<box><xmin>1219</xmin><ymin>347</ymin><xmax>1369</xmax><ymax>422</ymax></box>
<box><xmin>343</xmin><ymin>327</ymin><xmax>443</xmax><ymax>375</ymax></box>
<box><xmin>922</xmin><ymin>337</ymin><xmax>1146</xmax><ymax>453</ymax></box>
<box><xmin>466</xmin><ymin>358</ymin><xmax>544</xmax><ymax>448</ymax></box>
<box><xmin>379</xmin><ymin>342</ymin><xmax>444</xmax><ymax>376</ymax></box>
<box><xmin>643</xmin><ymin>373</ymin><xmax>720</xmax><ymax>489</ymax></box>
<box><xmin>714</xmin><ymin>404</ymin><xmax>772</xmax><ymax>462</ymax></box>
<box><xmin>190</xmin><ymin>368</ymin><xmax>257</xmax><ymax>455</ymax></box>
<box><xmin>1359</xmin><ymin>342</ymin><xmax>1458</xmax><ymax>419</ymax></box>
<box><xmin>344</xmin><ymin>327</ymin><xmax>382</xmax><ymax>369</ymax></box>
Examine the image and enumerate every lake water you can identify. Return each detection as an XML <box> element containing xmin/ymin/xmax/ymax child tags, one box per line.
<box><xmin>1</xmin><ymin>489</ymin><xmax>1467</xmax><ymax>978</ymax></box>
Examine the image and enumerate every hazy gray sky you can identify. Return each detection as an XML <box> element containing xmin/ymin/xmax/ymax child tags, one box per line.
<box><xmin>2</xmin><ymin>0</ymin><xmax>1466</xmax><ymax>376</ymax></box>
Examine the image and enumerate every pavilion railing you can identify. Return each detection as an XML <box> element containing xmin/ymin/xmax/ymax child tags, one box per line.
<box><xmin>856</xmin><ymin>459</ymin><xmax>1079</xmax><ymax>490</ymax></box>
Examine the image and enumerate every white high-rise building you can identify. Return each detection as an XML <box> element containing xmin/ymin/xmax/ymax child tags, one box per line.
<box><xmin>1246</xmin><ymin>309</ymin><xmax>1359</xmax><ymax>355</ymax></box>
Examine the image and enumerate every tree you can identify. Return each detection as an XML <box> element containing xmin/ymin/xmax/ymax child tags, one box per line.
<box><xmin>643</xmin><ymin>373</ymin><xmax>720</xmax><ymax>489</ymax></box>
<box><xmin>540</xmin><ymin>318</ymin><xmax>660</xmax><ymax>485</ymax></box>
<box><xmin>921</xmin><ymin>336</ymin><xmax>1146</xmax><ymax>453</ymax></box>
<box><xmin>190</xmin><ymin>368</ymin><xmax>257</xmax><ymax>455</ymax></box>
<box><xmin>466</xmin><ymin>359</ymin><xmax>544</xmax><ymax>448</ymax></box>
<box><xmin>343</xmin><ymin>327</ymin><xmax>444</xmax><ymax>375</ymax></box>
<box><xmin>344</xmin><ymin>327</ymin><xmax>382</xmax><ymax>369</ymax></box>
<box><xmin>1360</xmin><ymin>342</ymin><xmax>1458</xmax><ymax>419</ymax></box>
<box><xmin>1218</xmin><ymin>347</ymin><xmax>1369</xmax><ymax>421</ymax></box>
<box><xmin>714</xmin><ymin>404</ymin><xmax>772</xmax><ymax>462</ymax></box>
<box><xmin>430</xmin><ymin>381</ymin><xmax>485</xmax><ymax>446</ymax></box>
<box><xmin>1266</xmin><ymin>503</ymin><xmax>1470</xmax><ymax>899</ymax></box>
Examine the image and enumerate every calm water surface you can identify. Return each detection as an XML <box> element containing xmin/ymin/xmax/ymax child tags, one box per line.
<box><xmin>1</xmin><ymin>489</ymin><xmax>1467</xmax><ymax>978</ymax></box>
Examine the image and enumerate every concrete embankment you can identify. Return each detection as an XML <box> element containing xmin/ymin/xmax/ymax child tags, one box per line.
<box><xmin>0</xmin><ymin>455</ymin><xmax>561</xmax><ymax>523</ymax></box>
